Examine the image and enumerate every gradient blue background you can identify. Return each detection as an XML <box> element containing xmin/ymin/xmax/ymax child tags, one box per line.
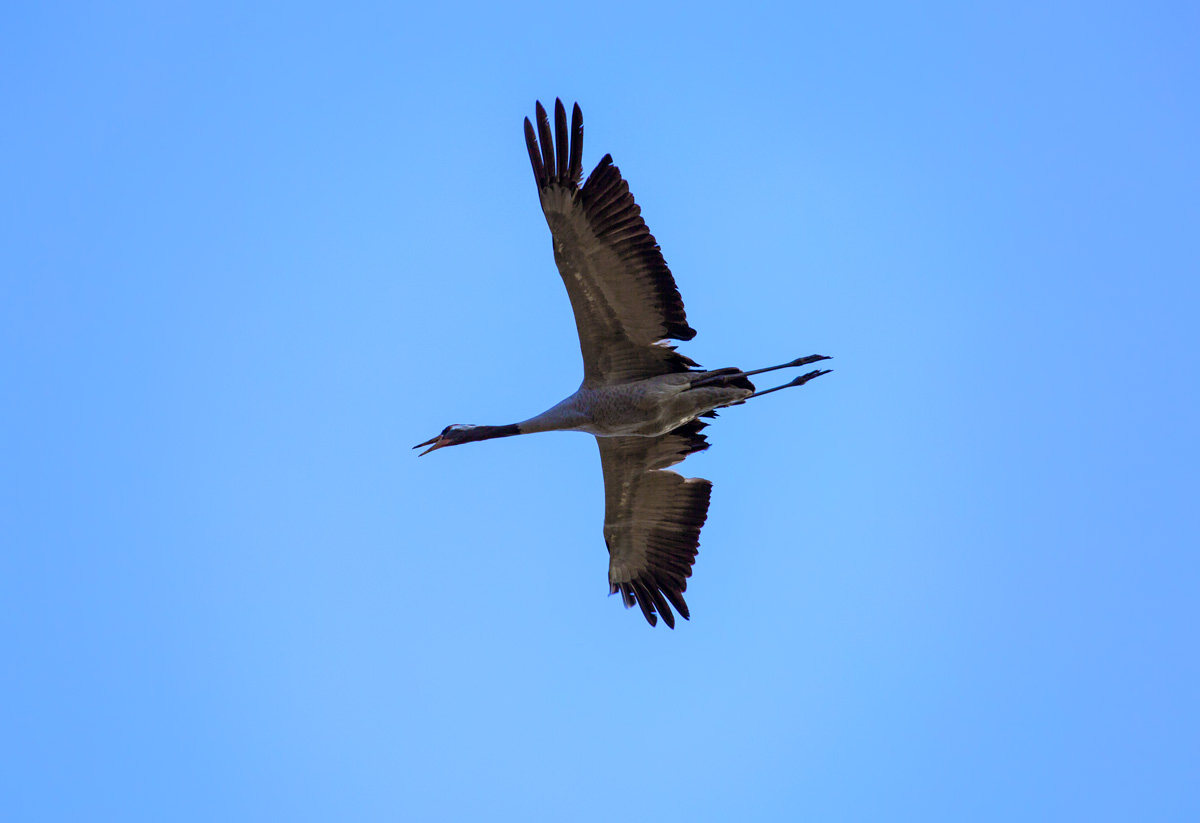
<box><xmin>3</xmin><ymin>2</ymin><xmax>1197</xmax><ymax>820</ymax></box>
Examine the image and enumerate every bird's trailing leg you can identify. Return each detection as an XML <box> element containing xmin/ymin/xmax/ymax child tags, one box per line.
<box><xmin>689</xmin><ymin>354</ymin><xmax>831</xmax><ymax>389</ymax></box>
<box><xmin>741</xmin><ymin>354</ymin><xmax>831</xmax><ymax>378</ymax></box>
<box><xmin>746</xmin><ymin>368</ymin><xmax>832</xmax><ymax>399</ymax></box>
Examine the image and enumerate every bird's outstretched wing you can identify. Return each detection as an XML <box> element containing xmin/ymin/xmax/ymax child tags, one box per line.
<box><xmin>597</xmin><ymin>419</ymin><xmax>713</xmax><ymax>628</ymax></box>
<box><xmin>525</xmin><ymin>99</ymin><xmax>698</xmax><ymax>388</ymax></box>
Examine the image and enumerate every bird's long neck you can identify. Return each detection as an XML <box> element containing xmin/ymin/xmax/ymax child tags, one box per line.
<box><xmin>462</xmin><ymin>423</ymin><xmax>524</xmax><ymax>443</ymax></box>
<box><xmin>514</xmin><ymin>396</ymin><xmax>591</xmax><ymax>435</ymax></box>
<box><xmin>464</xmin><ymin>396</ymin><xmax>589</xmax><ymax>444</ymax></box>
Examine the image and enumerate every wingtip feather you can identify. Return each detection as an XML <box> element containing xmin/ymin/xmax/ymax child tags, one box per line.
<box><xmin>554</xmin><ymin>99</ymin><xmax>569</xmax><ymax>185</ymax></box>
<box><xmin>569</xmin><ymin>102</ymin><xmax>584</xmax><ymax>184</ymax></box>
<box><xmin>524</xmin><ymin>117</ymin><xmax>545</xmax><ymax>189</ymax></box>
<box><xmin>536</xmin><ymin>101</ymin><xmax>555</xmax><ymax>181</ymax></box>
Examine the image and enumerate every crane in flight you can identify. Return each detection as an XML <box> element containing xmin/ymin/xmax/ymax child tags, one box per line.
<box><xmin>415</xmin><ymin>100</ymin><xmax>831</xmax><ymax>627</ymax></box>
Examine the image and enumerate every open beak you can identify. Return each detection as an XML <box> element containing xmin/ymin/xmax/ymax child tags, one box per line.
<box><xmin>413</xmin><ymin>435</ymin><xmax>448</xmax><ymax>457</ymax></box>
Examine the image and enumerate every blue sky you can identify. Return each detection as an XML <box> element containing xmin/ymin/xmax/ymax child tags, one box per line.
<box><xmin>3</xmin><ymin>2</ymin><xmax>1197</xmax><ymax>820</ymax></box>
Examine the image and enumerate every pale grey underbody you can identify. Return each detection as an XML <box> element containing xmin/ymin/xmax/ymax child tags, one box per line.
<box><xmin>517</xmin><ymin>373</ymin><xmax>752</xmax><ymax>438</ymax></box>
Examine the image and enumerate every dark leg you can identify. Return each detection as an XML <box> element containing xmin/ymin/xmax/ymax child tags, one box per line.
<box><xmin>745</xmin><ymin>368</ymin><xmax>832</xmax><ymax>399</ymax></box>
<box><xmin>689</xmin><ymin>354</ymin><xmax>831</xmax><ymax>389</ymax></box>
<box><xmin>741</xmin><ymin>354</ymin><xmax>831</xmax><ymax>378</ymax></box>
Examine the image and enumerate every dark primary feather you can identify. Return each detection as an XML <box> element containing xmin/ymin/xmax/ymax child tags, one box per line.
<box><xmin>598</xmin><ymin>419</ymin><xmax>714</xmax><ymax>628</ymax></box>
<box><xmin>567</xmin><ymin>104</ymin><xmax>583</xmax><ymax>185</ymax></box>
<box><xmin>554</xmin><ymin>102</ymin><xmax>570</xmax><ymax>186</ymax></box>
<box><xmin>537</xmin><ymin>107</ymin><xmax>555</xmax><ymax>185</ymax></box>
<box><xmin>524</xmin><ymin>98</ymin><xmax>699</xmax><ymax>387</ymax></box>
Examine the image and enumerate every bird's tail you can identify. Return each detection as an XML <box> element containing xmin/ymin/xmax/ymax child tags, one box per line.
<box><xmin>689</xmin><ymin>367</ymin><xmax>756</xmax><ymax>393</ymax></box>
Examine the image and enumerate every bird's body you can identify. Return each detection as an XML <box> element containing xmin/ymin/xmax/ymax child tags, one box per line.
<box><xmin>513</xmin><ymin>373</ymin><xmax>753</xmax><ymax>438</ymax></box>
<box><xmin>416</xmin><ymin>100</ymin><xmax>831</xmax><ymax>628</ymax></box>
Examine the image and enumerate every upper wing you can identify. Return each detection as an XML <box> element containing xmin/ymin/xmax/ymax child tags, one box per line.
<box><xmin>597</xmin><ymin>419</ymin><xmax>714</xmax><ymax>628</ymax></box>
<box><xmin>524</xmin><ymin>100</ymin><xmax>699</xmax><ymax>387</ymax></box>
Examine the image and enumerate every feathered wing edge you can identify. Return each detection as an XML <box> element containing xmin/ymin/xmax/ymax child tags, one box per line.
<box><xmin>600</xmin><ymin>419</ymin><xmax>714</xmax><ymax>628</ymax></box>
<box><xmin>524</xmin><ymin>99</ymin><xmax>583</xmax><ymax>189</ymax></box>
<box><xmin>576</xmin><ymin>157</ymin><xmax>695</xmax><ymax>344</ymax></box>
<box><xmin>524</xmin><ymin>99</ymin><xmax>698</xmax><ymax>350</ymax></box>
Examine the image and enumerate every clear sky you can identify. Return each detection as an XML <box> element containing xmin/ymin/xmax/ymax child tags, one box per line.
<box><xmin>2</xmin><ymin>2</ymin><xmax>1197</xmax><ymax>821</ymax></box>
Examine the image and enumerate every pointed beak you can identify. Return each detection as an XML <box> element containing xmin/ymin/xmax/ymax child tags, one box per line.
<box><xmin>413</xmin><ymin>435</ymin><xmax>447</xmax><ymax>457</ymax></box>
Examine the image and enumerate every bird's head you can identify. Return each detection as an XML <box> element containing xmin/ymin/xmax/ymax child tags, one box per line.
<box><xmin>413</xmin><ymin>424</ymin><xmax>478</xmax><ymax>456</ymax></box>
